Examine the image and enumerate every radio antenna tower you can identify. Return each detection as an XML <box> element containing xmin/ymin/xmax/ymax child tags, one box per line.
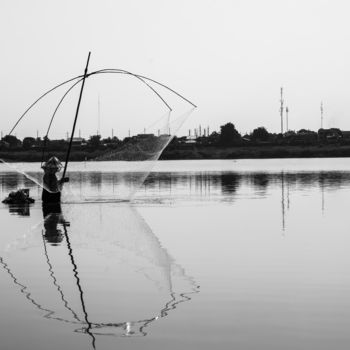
<box><xmin>280</xmin><ymin>87</ymin><xmax>284</xmax><ymax>134</ymax></box>
<box><xmin>286</xmin><ymin>106</ymin><xmax>289</xmax><ymax>131</ymax></box>
<box><xmin>320</xmin><ymin>101</ymin><xmax>324</xmax><ymax>129</ymax></box>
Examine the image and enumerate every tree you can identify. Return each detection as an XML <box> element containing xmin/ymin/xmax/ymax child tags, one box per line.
<box><xmin>2</xmin><ymin>135</ymin><xmax>21</xmax><ymax>148</ymax></box>
<box><xmin>23</xmin><ymin>137</ymin><xmax>36</xmax><ymax>149</ymax></box>
<box><xmin>251</xmin><ymin>127</ymin><xmax>269</xmax><ymax>141</ymax></box>
<box><xmin>207</xmin><ymin>131</ymin><xmax>220</xmax><ymax>145</ymax></box>
<box><xmin>88</xmin><ymin>135</ymin><xmax>101</xmax><ymax>149</ymax></box>
<box><xmin>219</xmin><ymin>123</ymin><xmax>241</xmax><ymax>146</ymax></box>
<box><xmin>102</xmin><ymin>136</ymin><xmax>120</xmax><ymax>144</ymax></box>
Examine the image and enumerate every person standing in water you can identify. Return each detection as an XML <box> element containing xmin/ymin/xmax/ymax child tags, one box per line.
<box><xmin>41</xmin><ymin>157</ymin><xmax>67</xmax><ymax>203</ymax></box>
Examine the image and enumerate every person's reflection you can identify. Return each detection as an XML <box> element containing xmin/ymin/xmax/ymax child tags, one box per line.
<box><xmin>42</xmin><ymin>203</ymin><xmax>69</xmax><ymax>245</ymax></box>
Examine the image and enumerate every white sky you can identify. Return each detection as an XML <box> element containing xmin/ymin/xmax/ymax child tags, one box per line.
<box><xmin>1</xmin><ymin>0</ymin><xmax>350</xmax><ymax>139</ymax></box>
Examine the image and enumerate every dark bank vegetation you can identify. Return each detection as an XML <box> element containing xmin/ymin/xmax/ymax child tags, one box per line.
<box><xmin>1</xmin><ymin>123</ymin><xmax>350</xmax><ymax>162</ymax></box>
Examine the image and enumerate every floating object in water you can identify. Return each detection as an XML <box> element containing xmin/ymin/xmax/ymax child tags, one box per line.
<box><xmin>2</xmin><ymin>189</ymin><xmax>35</xmax><ymax>205</ymax></box>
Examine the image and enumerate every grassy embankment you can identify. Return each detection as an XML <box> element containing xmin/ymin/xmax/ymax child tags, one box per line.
<box><xmin>2</xmin><ymin>144</ymin><xmax>350</xmax><ymax>162</ymax></box>
<box><xmin>160</xmin><ymin>144</ymin><xmax>350</xmax><ymax>159</ymax></box>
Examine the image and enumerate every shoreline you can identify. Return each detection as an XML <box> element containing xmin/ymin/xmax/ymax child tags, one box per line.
<box><xmin>2</xmin><ymin>144</ymin><xmax>350</xmax><ymax>162</ymax></box>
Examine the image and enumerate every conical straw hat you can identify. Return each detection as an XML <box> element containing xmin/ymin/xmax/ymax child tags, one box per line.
<box><xmin>42</xmin><ymin>157</ymin><xmax>63</xmax><ymax>171</ymax></box>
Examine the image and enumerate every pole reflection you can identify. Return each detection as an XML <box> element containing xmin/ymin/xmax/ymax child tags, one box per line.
<box><xmin>0</xmin><ymin>203</ymin><xmax>199</xmax><ymax>348</ymax></box>
<box><xmin>281</xmin><ymin>172</ymin><xmax>286</xmax><ymax>232</ymax></box>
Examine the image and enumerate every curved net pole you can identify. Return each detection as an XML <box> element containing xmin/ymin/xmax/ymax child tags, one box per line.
<box><xmin>8</xmin><ymin>75</ymin><xmax>84</xmax><ymax>136</ymax></box>
<box><xmin>91</xmin><ymin>69</ymin><xmax>197</xmax><ymax>108</ymax></box>
<box><xmin>137</xmin><ymin>74</ymin><xmax>197</xmax><ymax>108</ymax></box>
<box><xmin>41</xmin><ymin>231</ymin><xmax>81</xmax><ymax>323</ymax></box>
<box><xmin>41</xmin><ymin>78</ymin><xmax>84</xmax><ymax>165</ymax></box>
<box><xmin>0</xmin><ymin>255</ymin><xmax>83</xmax><ymax>325</ymax></box>
<box><xmin>88</xmin><ymin>69</ymin><xmax>173</xmax><ymax>111</ymax></box>
<box><xmin>9</xmin><ymin>68</ymin><xmax>196</xmax><ymax>136</ymax></box>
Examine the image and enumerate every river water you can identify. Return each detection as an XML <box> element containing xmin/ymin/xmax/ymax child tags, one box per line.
<box><xmin>1</xmin><ymin>159</ymin><xmax>350</xmax><ymax>350</ymax></box>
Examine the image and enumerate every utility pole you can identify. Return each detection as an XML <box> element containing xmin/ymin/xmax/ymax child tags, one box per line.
<box><xmin>320</xmin><ymin>101</ymin><xmax>324</xmax><ymax>129</ymax></box>
<box><xmin>112</xmin><ymin>128</ymin><xmax>114</xmax><ymax>138</ymax></box>
<box><xmin>280</xmin><ymin>87</ymin><xmax>284</xmax><ymax>134</ymax></box>
<box><xmin>286</xmin><ymin>106</ymin><xmax>289</xmax><ymax>132</ymax></box>
<box><xmin>98</xmin><ymin>94</ymin><xmax>101</xmax><ymax>136</ymax></box>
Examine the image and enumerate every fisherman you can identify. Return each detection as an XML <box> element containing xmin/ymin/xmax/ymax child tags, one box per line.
<box><xmin>41</xmin><ymin>157</ymin><xmax>68</xmax><ymax>203</ymax></box>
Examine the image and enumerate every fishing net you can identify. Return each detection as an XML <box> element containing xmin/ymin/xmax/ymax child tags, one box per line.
<box><xmin>1</xmin><ymin>109</ymin><xmax>192</xmax><ymax>202</ymax></box>
<box><xmin>66</xmin><ymin>109</ymin><xmax>193</xmax><ymax>202</ymax></box>
<box><xmin>0</xmin><ymin>70</ymin><xmax>195</xmax><ymax>202</ymax></box>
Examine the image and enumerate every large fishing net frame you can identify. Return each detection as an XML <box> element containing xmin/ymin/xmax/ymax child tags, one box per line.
<box><xmin>5</xmin><ymin>66</ymin><xmax>197</xmax><ymax>199</ymax></box>
<box><xmin>8</xmin><ymin>68</ymin><xmax>197</xmax><ymax>136</ymax></box>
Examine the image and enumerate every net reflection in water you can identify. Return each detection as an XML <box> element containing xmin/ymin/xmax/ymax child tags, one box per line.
<box><xmin>0</xmin><ymin>203</ymin><xmax>199</xmax><ymax>340</ymax></box>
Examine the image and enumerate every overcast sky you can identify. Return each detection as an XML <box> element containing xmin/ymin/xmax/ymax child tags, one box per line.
<box><xmin>1</xmin><ymin>0</ymin><xmax>350</xmax><ymax>139</ymax></box>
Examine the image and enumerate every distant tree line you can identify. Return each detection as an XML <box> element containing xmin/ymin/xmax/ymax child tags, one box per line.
<box><xmin>0</xmin><ymin>134</ymin><xmax>122</xmax><ymax>151</ymax></box>
<box><xmin>1</xmin><ymin>123</ymin><xmax>349</xmax><ymax>153</ymax></box>
<box><xmin>168</xmin><ymin>123</ymin><xmax>348</xmax><ymax>149</ymax></box>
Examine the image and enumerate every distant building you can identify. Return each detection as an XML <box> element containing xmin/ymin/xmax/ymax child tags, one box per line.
<box><xmin>318</xmin><ymin>128</ymin><xmax>342</xmax><ymax>141</ymax></box>
<box><xmin>159</xmin><ymin>134</ymin><xmax>170</xmax><ymax>140</ymax></box>
<box><xmin>176</xmin><ymin>136</ymin><xmax>188</xmax><ymax>144</ymax></box>
<box><xmin>66</xmin><ymin>137</ymin><xmax>85</xmax><ymax>145</ymax></box>
<box><xmin>185</xmin><ymin>136</ymin><xmax>197</xmax><ymax>144</ymax></box>
<box><xmin>135</xmin><ymin>133</ymin><xmax>155</xmax><ymax>139</ymax></box>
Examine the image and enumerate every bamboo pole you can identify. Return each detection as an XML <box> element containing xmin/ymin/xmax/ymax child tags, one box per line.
<box><xmin>62</xmin><ymin>52</ymin><xmax>91</xmax><ymax>180</ymax></box>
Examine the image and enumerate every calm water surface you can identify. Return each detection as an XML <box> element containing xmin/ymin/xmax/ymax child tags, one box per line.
<box><xmin>1</xmin><ymin>159</ymin><xmax>350</xmax><ymax>350</ymax></box>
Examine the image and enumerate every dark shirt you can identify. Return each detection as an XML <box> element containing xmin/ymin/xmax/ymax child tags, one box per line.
<box><xmin>43</xmin><ymin>173</ymin><xmax>61</xmax><ymax>193</ymax></box>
